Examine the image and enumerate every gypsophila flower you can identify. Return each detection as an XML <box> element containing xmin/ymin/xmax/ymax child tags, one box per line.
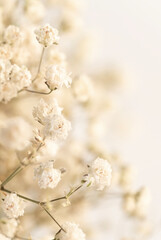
<box><xmin>91</xmin><ymin>157</ymin><xmax>112</xmax><ymax>190</ymax></box>
<box><xmin>10</xmin><ymin>64</ymin><xmax>31</xmax><ymax>90</ymax></box>
<box><xmin>0</xmin><ymin>218</ymin><xmax>18</xmax><ymax>238</ymax></box>
<box><xmin>56</xmin><ymin>222</ymin><xmax>86</xmax><ymax>240</ymax></box>
<box><xmin>33</xmin><ymin>98</ymin><xmax>62</xmax><ymax>125</ymax></box>
<box><xmin>34</xmin><ymin>24</ymin><xmax>59</xmax><ymax>47</ymax></box>
<box><xmin>4</xmin><ymin>25</ymin><xmax>22</xmax><ymax>45</ymax></box>
<box><xmin>0</xmin><ymin>117</ymin><xmax>32</xmax><ymax>150</ymax></box>
<box><xmin>43</xmin><ymin>114</ymin><xmax>71</xmax><ymax>141</ymax></box>
<box><xmin>0</xmin><ymin>62</ymin><xmax>31</xmax><ymax>103</ymax></box>
<box><xmin>45</xmin><ymin>64</ymin><xmax>72</xmax><ymax>90</ymax></box>
<box><xmin>1</xmin><ymin>193</ymin><xmax>27</xmax><ymax>218</ymax></box>
<box><xmin>34</xmin><ymin>161</ymin><xmax>61</xmax><ymax>189</ymax></box>
<box><xmin>0</xmin><ymin>233</ymin><xmax>10</xmax><ymax>240</ymax></box>
<box><xmin>0</xmin><ymin>44</ymin><xmax>12</xmax><ymax>60</ymax></box>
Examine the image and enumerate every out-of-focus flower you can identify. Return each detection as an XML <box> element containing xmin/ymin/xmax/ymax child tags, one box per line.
<box><xmin>34</xmin><ymin>161</ymin><xmax>61</xmax><ymax>189</ymax></box>
<box><xmin>4</xmin><ymin>25</ymin><xmax>23</xmax><ymax>45</ymax></box>
<box><xmin>0</xmin><ymin>233</ymin><xmax>10</xmax><ymax>240</ymax></box>
<box><xmin>73</xmin><ymin>74</ymin><xmax>94</xmax><ymax>103</ymax></box>
<box><xmin>34</xmin><ymin>24</ymin><xmax>59</xmax><ymax>47</ymax></box>
<box><xmin>45</xmin><ymin>65</ymin><xmax>72</xmax><ymax>90</ymax></box>
<box><xmin>0</xmin><ymin>117</ymin><xmax>32</xmax><ymax>151</ymax></box>
<box><xmin>1</xmin><ymin>193</ymin><xmax>27</xmax><ymax>218</ymax></box>
<box><xmin>56</xmin><ymin>221</ymin><xmax>86</xmax><ymax>240</ymax></box>
<box><xmin>25</xmin><ymin>0</ymin><xmax>45</xmax><ymax>23</ymax></box>
<box><xmin>0</xmin><ymin>218</ymin><xmax>18</xmax><ymax>238</ymax></box>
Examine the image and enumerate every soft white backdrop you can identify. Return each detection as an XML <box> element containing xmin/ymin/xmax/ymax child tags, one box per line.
<box><xmin>84</xmin><ymin>0</ymin><xmax>161</xmax><ymax>239</ymax></box>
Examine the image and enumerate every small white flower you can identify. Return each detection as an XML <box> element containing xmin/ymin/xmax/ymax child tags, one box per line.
<box><xmin>56</xmin><ymin>221</ymin><xmax>86</xmax><ymax>240</ymax></box>
<box><xmin>45</xmin><ymin>65</ymin><xmax>72</xmax><ymax>90</ymax></box>
<box><xmin>34</xmin><ymin>24</ymin><xmax>59</xmax><ymax>47</ymax></box>
<box><xmin>44</xmin><ymin>114</ymin><xmax>71</xmax><ymax>141</ymax></box>
<box><xmin>91</xmin><ymin>157</ymin><xmax>112</xmax><ymax>190</ymax></box>
<box><xmin>10</xmin><ymin>64</ymin><xmax>31</xmax><ymax>90</ymax></box>
<box><xmin>0</xmin><ymin>218</ymin><xmax>18</xmax><ymax>238</ymax></box>
<box><xmin>1</xmin><ymin>193</ymin><xmax>27</xmax><ymax>218</ymax></box>
<box><xmin>34</xmin><ymin>161</ymin><xmax>61</xmax><ymax>189</ymax></box>
<box><xmin>33</xmin><ymin>98</ymin><xmax>62</xmax><ymax>125</ymax></box>
<box><xmin>4</xmin><ymin>25</ymin><xmax>23</xmax><ymax>45</ymax></box>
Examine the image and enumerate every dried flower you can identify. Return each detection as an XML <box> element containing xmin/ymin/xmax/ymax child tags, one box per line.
<box><xmin>91</xmin><ymin>157</ymin><xmax>112</xmax><ymax>190</ymax></box>
<box><xmin>34</xmin><ymin>24</ymin><xmax>59</xmax><ymax>47</ymax></box>
<box><xmin>56</xmin><ymin>221</ymin><xmax>86</xmax><ymax>240</ymax></box>
<box><xmin>44</xmin><ymin>114</ymin><xmax>71</xmax><ymax>141</ymax></box>
<box><xmin>4</xmin><ymin>25</ymin><xmax>22</xmax><ymax>45</ymax></box>
<box><xmin>33</xmin><ymin>98</ymin><xmax>62</xmax><ymax>125</ymax></box>
<box><xmin>34</xmin><ymin>161</ymin><xmax>61</xmax><ymax>189</ymax></box>
<box><xmin>45</xmin><ymin>65</ymin><xmax>72</xmax><ymax>90</ymax></box>
<box><xmin>1</xmin><ymin>193</ymin><xmax>27</xmax><ymax>218</ymax></box>
<box><xmin>10</xmin><ymin>64</ymin><xmax>31</xmax><ymax>90</ymax></box>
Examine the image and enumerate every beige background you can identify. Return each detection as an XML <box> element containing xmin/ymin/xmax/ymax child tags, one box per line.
<box><xmin>84</xmin><ymin>0</ymin><xmax>161</xmax><ymax>239</ymax></box>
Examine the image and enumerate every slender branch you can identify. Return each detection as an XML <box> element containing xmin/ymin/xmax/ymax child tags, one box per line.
<box><xmin>40</xmin><ymin>204</ymin><xmax>66</xmax><ymax>232</ymax></box>
<box><xmin>32</xmin><ymin>47</ymin><xmax>45</xmax><ymax>83</ymax></box>
<box><xmin>1</xmin><ymin>165</ymin><xmax>23</xmax><ymax>188</ymax></box>
<box><xmin>25</xmin><ymin>89</ymin><xmax>53</xmax><ymax>95</ymax></box>
<box><xmin>1</xmin><ymin>188</ymin><xmax>40</xmax><ymax>204</ymax></box>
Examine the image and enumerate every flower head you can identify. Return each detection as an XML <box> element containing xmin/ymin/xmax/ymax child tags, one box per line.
<box><xmin>91</xmin><ymin>157</ymin><xmax>112</xmax><ymax>190</ymax></box>
<box><xmin>34</xmin><ymin>161</ymin><xmax>61</xmax><ymax>189</ymax></box>
<box><xmin>1</xmin><ymin>193</ymin><xmax>27</xmax><ymax>218</ymax></box>
<box><xmin>34</xmin><ymin>24</ymin><xmax>59</xmax><ymax>47</ymax></box>
<box><xmin>44</xmin><ymin>114</ymin><xmax>71</xmax><ymax>141</ymax></box>
<box><xmin>4</xmin><ymin>25</ymin><xmax>23</xmax><ymax>45</ymax></box>
<box><xmin>45</xmin><ymin>65</ymin><xmax>72</xmax><ymax>90</ymax></box>
<box><xmin>56</xmin><ymin>222</ymin><xmax>86</xmax><ymax>240</ymax></box>
<box><xmin>33</xmin><ymin>98</ymin><xmax>62</xmax><ymax>124</ymax></box>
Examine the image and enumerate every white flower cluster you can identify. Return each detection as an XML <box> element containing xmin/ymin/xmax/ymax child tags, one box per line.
<box><xmin>34</xmin><ymin>161</ymin><xmax>61</xmax><ymax>189</ymax></box>
<box><xmin>45</xmin><ymin>64</ymin><xmax>72</xmax><ymax>90</ymax></box>
<box><xmin>4</xmin><ymin>25</ymin><xmax>23</xmax><ymax>45</ymax></box>
<box><xmin>87</xmin><ymin>157</ymin><xmax>112</xmax><ymax>191</ymax></box>
<box><xmin>0</xmin><ymin>60</ymin><xmax>31</xmax><ymax>103</ymax></box>
<box><xmin>56</xmin><ymin>222</ymin><xmax>86</xmax><ymax>240</ymax></box>
<box><xmin>1</xmin><ymin>193</ymin><xmax>27</xmax><ymax>218</ymax></box>
<box><xmin>0</xmin><ymin>218</ymin><xmax>18</xmax><ymax>238</ymax></box>
<box><xmin>33</xmin><ymin>98</ymin><xmax>71</xmax><ymax>141</ymax></box>
<box><xmin>35</xmin><ymin>24</ymin><xmax>60</xmax><ymax>47</ymax></box>
<box><xmin>0</xmin><ymin>117</ymin><xmax>32</xmax><ymax>151</ymax></box>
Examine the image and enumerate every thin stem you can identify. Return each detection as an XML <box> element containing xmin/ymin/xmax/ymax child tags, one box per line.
<box><xmin>40</xmin><ymin>204</ymin><xmax>66</xmax><ymax>232</ymax></box>
<box><xmin>32</xmin><ymin>47</ymin><xmax>45</xmax><ymax>83</ymax></box>
<box><xmin>25</xmin><ymin>89</ymin><xmax>53</xmax><ymax>95</ymax></box>
<box><xmin>49</xmin><ymin>196</ymin><xmax>66</xmax><ymax>203</ymax></box>
<box><xmin>1</xmin><ymin>188</ymin><xmax>40</xmax><ymax>204</ymax></box>
<box><xmin>1</xmin><ymin>165</ymin><xmax>23</xmax><ymax>188</ymax></box>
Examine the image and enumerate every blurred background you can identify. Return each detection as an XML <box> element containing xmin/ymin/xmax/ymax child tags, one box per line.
<box><xmin>83</xmin><ymin>0</ymin><xmax>161</xmax><ymax>239</ymax></box>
